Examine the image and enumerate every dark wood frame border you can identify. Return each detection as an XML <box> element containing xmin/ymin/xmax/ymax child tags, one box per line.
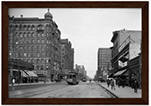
<box><xmin>2</xmin><ymin>1</ymin><xmax>148</xmax><ymax>105</ymax></box>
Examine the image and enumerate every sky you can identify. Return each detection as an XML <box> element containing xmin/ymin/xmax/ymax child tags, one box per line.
<box><xmin>9</xmin><ymin>8</ymin><xmax>141</xmax><ymax>78</ymax></box>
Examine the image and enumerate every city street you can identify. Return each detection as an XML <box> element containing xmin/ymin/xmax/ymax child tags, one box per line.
<box><xmin>9</xmin><ymin>81</ymin><xmax>114</xmax><ymax>98</ymax></box>
<box><xmin>7</xmin><ymin>9</ymin><xmax>142</xmax><ymax>100</ymax></box>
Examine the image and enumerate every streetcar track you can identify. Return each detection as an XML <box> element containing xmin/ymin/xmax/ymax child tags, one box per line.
<box><xmin>10</xmin><ymin>82</ymin><xmax>118</xmax><ymax>98</ymax></box>
<box><xmin>27</xmin><ymin>85</ymin><xmax>70</xmax><ymax>98</ymax></box>
<box><xmin>9</xmin><ymin>82</ymin><xmax>69</xmax><ymax>98</ymax></box>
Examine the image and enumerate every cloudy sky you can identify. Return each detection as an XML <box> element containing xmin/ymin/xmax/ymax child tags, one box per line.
<box><xmin>9</xmin><ymin>8</ymin><xmax>141</xmax><ymax>78</ymax></box>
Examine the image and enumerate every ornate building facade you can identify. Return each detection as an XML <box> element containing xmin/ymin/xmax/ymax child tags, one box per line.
<box><xmin>8</xmin><ymin>9</ymin><xmax>61</xmax><ymax>81</ymax></box>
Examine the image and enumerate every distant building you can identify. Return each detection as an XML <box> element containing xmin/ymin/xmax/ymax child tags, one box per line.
<box><xmin>97</xmin><ymin>48</ymin><xmax>112</xmax><ymax>81</ymax></box>
<box><xmin>111</xmin><ymin>29</ymin><xmax>141</xmax><ymax>86</ymax></box>
<box><xmin>75</xmin><ymin>64</ymin><xmax>87</xmax><ymax>80</ymax></box>
<box><xmin>60</xmin><ymin>39</ymin><xmax>74</xmax><ymax>75</ymax></box>
<box><xmin>8</xmin><ymin>9</ymin><xmax>61</xmax><ymax>81</ymax></box>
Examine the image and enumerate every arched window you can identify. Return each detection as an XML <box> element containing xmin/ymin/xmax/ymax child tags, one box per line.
<box><xmin>31</xmin><ymin>25</ymin><xmax>35</xmax><ymax>30</ymax></box>
<box><xmin>15</xmin><ymin>24</ymin><xmax>19</xmax><ymax>30</ymax></box>
<box><xmin>37</xmin><ymin>24</ymin><xmax>44</xmax><ymax>31</ymax></box>
<box><xmin>19</xmin><ymin>32</ymin><xmax>23</xmax><ymax>38</ymax></box>
<box><xmin>23</xmin><ymin>24</ymin><xmax>27</xmax><ymax>30</ymax></box>
<box><xmin>31</xmin><ymin>32</ymin><xmax>34</xmax><ymax>37</ymax></box>
<box><xmin>27</xmin><ymin>25</ymin><xmax>30</xmax><ymax>30</ymax></box>
<box><xmin>19</xmin><ymin>24</ymin><xmax>22</xmax><ymax>30</ymax></box>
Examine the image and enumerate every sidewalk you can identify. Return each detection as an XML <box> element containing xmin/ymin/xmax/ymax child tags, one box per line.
<box><xmin>9</xmin><ymin>81</ymin><xmax>60</xmax><ymax>91</ymax></box>
<box><xmin>99</xmin><ymin>82</ymin><xmax>142</xmax><ymax>98</ymax></box>
<box><xmin>9</xmin><ymin>81</ymin><xmax>55</xmax><ymax>87</ymax></box>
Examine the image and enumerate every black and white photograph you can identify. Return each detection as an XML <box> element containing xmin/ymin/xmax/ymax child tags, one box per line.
<box><xmin>8</xmin><ymin>8</ymin><xmax>142</xmax><ymax>98</ymax></box>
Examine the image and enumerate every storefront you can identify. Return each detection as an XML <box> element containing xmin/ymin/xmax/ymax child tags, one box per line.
<box><xmin>8</xmin><ymin>58</ymin><xmax>34</xmax><ymax>83</ymax></box>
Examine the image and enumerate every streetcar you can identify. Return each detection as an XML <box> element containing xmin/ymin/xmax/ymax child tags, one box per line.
<box><xmin>66</xmin><ymin>72</ymin><xmax>79</xmax><ymax>85</ymax></box>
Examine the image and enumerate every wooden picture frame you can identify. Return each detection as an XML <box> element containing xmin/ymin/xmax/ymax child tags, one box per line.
<box><xmin>2</xmin><ymin>1</ymin><xmax>148</xmax><ymax>105</ymax></box>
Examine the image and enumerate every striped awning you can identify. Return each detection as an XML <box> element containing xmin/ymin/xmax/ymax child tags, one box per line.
<box><xmin>114</xmin><ymin>69</ymin><xmax>127</xmax><ymax>76</ymax></box>
<box><xmin>24</xmin><ymin>70</ymin><xmax>38</xmax><ymax>77</ymax></box>
<box><xmin>21</xmin><ymin>70</ymin><xmax>29</xmax><ymax>77</ymax></box>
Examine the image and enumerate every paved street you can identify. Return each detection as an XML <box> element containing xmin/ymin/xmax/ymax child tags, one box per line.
<box><xmin>9</xmin><ymin>81</ymin><xmax>114</xmax><ymax>98</ymax></box>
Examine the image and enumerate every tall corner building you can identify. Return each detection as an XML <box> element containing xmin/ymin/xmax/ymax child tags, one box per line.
<box><xmin>8</xmin><ymin>9</ymin><xmax>62</xmax><ymax>81</ymax></box>
<box><xmin>97</xmin><ymin>48</ymin><xmax>112</xmax><ymax>81</ymax></box>
<box><xmin>111</xmin><ymin>29</ymin><xmax>141</xmax><ymax>86</ymax></box>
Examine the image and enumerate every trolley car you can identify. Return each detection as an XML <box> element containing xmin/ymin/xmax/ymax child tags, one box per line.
<box><xmin>66</xmin><ymin>72</ymin><xmax>79</xmax><ymax>85</ymax></box>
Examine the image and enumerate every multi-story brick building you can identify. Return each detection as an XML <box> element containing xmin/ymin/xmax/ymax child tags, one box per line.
<box><xmin>111</xmin><ymin>29</ymin><xmax>141</xmax><ymax>86</ymax></box>
<box><xmin>96</xmin><ymin>48</ymin><xmax>112</xmax><ymax>81</ymax></box>
<box><xmin>8</xmin><ymin>9</ymin><xmax>61</xmax><ymax>81</ymax></box>
<box><xmin>60</xmin><ymin>39</ymin><xmax>74</xmax><ymax>75</ymax></box>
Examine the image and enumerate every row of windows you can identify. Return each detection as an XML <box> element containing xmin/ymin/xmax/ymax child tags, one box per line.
<box><xmin>15</xmin><ymin>58</ymin><xmax>52</xmax><ymax>64</ymax></box>
<box><xmin>11</xmin><ymin>52</ymin><xmax>45</xmax><ymax>58</ymax></box>
<box><xmin>15</xmin><ymin>33</ymin><xmax>45</xmax><ymax>38</ymax></box>
<box><xmin>10</xmin><ymin>24</ymin><xmax>58</xmax><ymax>31</ymax></box>
<box><xmin>13</xmin><ymin>32</ymin><xmax>60</xmax><ymax>40</ymax></box>
<box><xmin>15</xmin><ymin>39</ymin><xmax>46</xmax><ymax>44</ymax></box>
<box><xmin>14</xmin><ymin>45</ymin><xmax>59</xmax><ymax>52</ymax></box>
<box><xmin>15</xmin><ymin>45</ymin><xmax>46</xmax><ymax>51</ymax></box>
<box><xmin>10</xmin><ymin>52</ymin><xmax>54</xmax><ymax>58</ymax></box>
<box><xmin>14</xmin><ymin>26</ymin><xmax>35</xmax><ymax>31</ymax></box>
<box><xmin>9</xmin><ymin>24</ymin><xmax>44</xmax><ymax>31</ymax></box>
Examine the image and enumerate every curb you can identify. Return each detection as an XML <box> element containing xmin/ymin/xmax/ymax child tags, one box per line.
<box><xmin>9</xmin><ymin>82</ymin><xmax>55</xmax><ymax>87</ymax></box>
<box><xmin>98</xmin><ymin>83</ymin><xmax>119</xmax><ymax>98</ymax></box>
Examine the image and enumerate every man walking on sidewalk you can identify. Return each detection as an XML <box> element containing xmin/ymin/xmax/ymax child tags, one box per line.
<box><xmin>133</xmin><ymin>79</ymin><xmax>139</xmax><ymax>93</ymax></box>
<box><xmin>111</xmin><ymin>79</ymin><xmax>116</xmax><ymax>90</ymax></box>
<box><xmin>11</xmin><ymin>78</ymin><xmax>15</xmax><ymax>90</ymax></box>
<box><xmin>107</xmin><ymin>79</ymin><xmax>110</xmax><ymax>88</ymax></box>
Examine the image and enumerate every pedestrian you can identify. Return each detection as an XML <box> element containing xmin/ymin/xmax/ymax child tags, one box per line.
<box><xmin>89</xmin><ymin>79</ymin><xmax>92</xmax><ymax>83</ymax></box>
<box><xmin>117</xmin><ymin>79</ymin><xmax>120</xmax><ymax>88</ymax></box>
<box><xmin>11</xmin><ymin>78</ymin><xmax>15</xmax><ymax>90</ymax></box>
<box><xmin>133</xmin><ymin>79</ymin><xmax>138</xmax><ymax>93</ymax></box>
<box><xmin>111</xmin><ymin>79</ymin><xmax>116</xmax><ymax>90</ymax></box>
<box><xmin>12</xmin><ymin>78</ymin><xmax>15</xmax><ymax>86</ymax></box>
<box><xmin>107</xmin><ymin>79</ymin><xmax>110</xmax><ymax>87</ymax></box>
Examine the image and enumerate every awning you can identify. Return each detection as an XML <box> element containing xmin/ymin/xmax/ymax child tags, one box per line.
<box><xmin>21</xmin><ymin>70</ymin><xmax>29</xmax><ymax>77</ymax></box>
<box><xmin>114</xmin><ymin>69</ymin><xmax>127</xmax><ymax>76</ymax></box>
<box><xmin>10</xmin><ymin>69</ymin><xmax>18</xmax><ymax>72</ymax></box>
<box><xmin>119</xmin><ymin>51</ymin><xmax>129</xmax><ymax>62</ymax></box>
<box><xmin>28</xmin><ymin>71</ymin><xmax>38</xmax><ymax>77</ymax></box>
<box><xmin>24</xmin><ymin>70</ymin><xmax>38</xmax><ymax>77</ymax></box>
